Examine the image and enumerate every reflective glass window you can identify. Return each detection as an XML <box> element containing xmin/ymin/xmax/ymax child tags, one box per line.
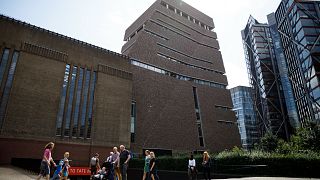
<box><xmin>72</xmin><ymin>68</ymin><xmax>84</xmax><ymax>137</ymax></box>
<box><xmin>80</xmin><ymin>70</ymin><xmax>91</xmax><ymax>137</ymax></box>
<box><xmin>0</xmin><ymin>49</ymin><xmax>10</xmax><ymax>86</ymax></box>
<box><xmin>0</xmin><ymin>51</ymin><xmax>19</xmax><ymax>127</ymax></box>
<box><xmin>56</xmin><ymin>64</ymin><xmax>70</xmax><ymax>135</ymax></box>
<box><xmin>64</xmin><ymin>66</ymin><xmax>77</xmax><ymax>137</ymax></box>
<box><xmin>86</xmin><ymin>72</ymin><xmax>96</xmax><ymax>138</ymax></box>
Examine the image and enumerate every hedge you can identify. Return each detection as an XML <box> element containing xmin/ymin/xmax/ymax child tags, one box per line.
<box><xmin>129</xmin><ymin>151</ymin><xmax>320</xmax><ymax>178</ymax></box>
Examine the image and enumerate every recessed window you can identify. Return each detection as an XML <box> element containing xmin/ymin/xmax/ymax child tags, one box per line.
<box><xmin>160</xmin><ymin>1</ymin><xmax>166</xmax><ymax>7</ymax></box>
<box><xmin>182</xmin><ymin>12</ymin><xmax>188</xmax><ymax>19</ymax></box>
<box><xmin>130</xmin><ymin>101</ymin><xmax>136</xmax><ymax>143</ymax></box>
<box><xmin>56</xmin><ymin>64</ymin><xmax>70</xmax><ymax>135</ymax></box>
<box><xmin>168</xmin><ymin>5</ymin><xmax>174</xmax><ymax>11</ymax></box>
<box><xmin>193</xmin><ymin>87</ymin><xmax>205</xmax><ymax>147</ymax></box>
<box><xmin>72</xmin><ymin>68</ymin><xmax>84</xmax><ymax>137</ymax></box>
<box><xmin>0</xmin><ymin>49</ymin><xmax>10</xmax><ymax>86</ymax></box>
<box><xmin>0</xmin><ymin>50</ymin><xmax>19</xmax><ymax>127</ymax></box>
<box><xmin>56</xmin><ymin>64</ymin><xmax>96</xmax><ymax>139</ymax></box>
<box><xmin>64</xmin><ymin>66</ymin><xmax>77</xmax><ymax>137</ymax></box>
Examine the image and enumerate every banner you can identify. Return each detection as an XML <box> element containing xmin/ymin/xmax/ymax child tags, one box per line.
<box><xmin>68</xmin><ymin>167</ymin><xmax>91</xmax><ymax>176</ymax></box>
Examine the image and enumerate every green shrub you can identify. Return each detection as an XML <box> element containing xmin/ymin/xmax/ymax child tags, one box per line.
<box><xmin>259</xmin><ymin>132</ymin><xmax>278</xmax><ymax>152</ymax></box>
<box><xmin>129</xmin><ymin>150</ymin><xmax>320</xmax><ymax>177</ymax></box>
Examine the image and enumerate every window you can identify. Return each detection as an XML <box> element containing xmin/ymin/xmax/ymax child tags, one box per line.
<box><xmin>0</xmin><ymin>50</ymin><xmax>19</xmax><ymax>128</ymax></box>
<box><xmin>86</xmin><ymin>72</ymin><xmax>96</xmax><ymax>139</ymax></box>
<box><xmin>182</xmin><ymin>12</ymin><xmax>188</xmax><ymax>19</ymax></box>
<box><xmin>199</xmin><ymin>137</ymin><xmax>204</xmax><ymax>147</ymax></box>
<box><xmin>131</xmin><ymin>101</ymin><xmax>136</xmax><ymax>143</ymax></box>
<box><xmin>0</xmin><ymin>49</ymin><xmax>10</xmax><ymax>86</ymax></box>
<box><xmin>72</xmin><ymin>68</ymin><xmax>84</xmax><ymax>137</ymax></box>
<box><xmin>56</xmin><ymin>64</ymin><xmax>70</xmax><ymax>135</ymax></box>
<box><xmin>64</xmin><ymin>66</ymin><xmax>77</xmax><ymax>137</ymax></box>
<box><xmin>193</xmin><ymin>87</ymin><xmax>205</xmax><ymax>147</ymax></box>
<box><xmin>80</xmin><ymin>70</ymin><xmax>91</xmax><ymax>137</ymax></box>
<box><xmin>56</xmin><ymin>65</ymin><xmax>96</xmax><ymax>138</ymax></box>
<box><xmin>168</xmin><ymin>5</ymin><xmax>174</xmax><ymax>11</ymax></box>
<box><xmin>131</xmin><ymin>59</ymin><xmax>226</xmax><ymax>89</ymax></box>
<box><xmin>160</xmin><ymin>1</ymin><xmax>166</xmax><ymax>7</ymax></box>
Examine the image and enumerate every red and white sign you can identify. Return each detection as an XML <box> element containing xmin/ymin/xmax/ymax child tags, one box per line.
<box><xmin>68</xmin><ymin>167</ymin><xmax>91</xmax><ymax>176</ymax></box>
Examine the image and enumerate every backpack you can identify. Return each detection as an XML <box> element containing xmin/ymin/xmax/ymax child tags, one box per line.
<box><xmin>90</xmin><ymin>157</ymin><xmax>98</xmax><ymax>166</ymax></box>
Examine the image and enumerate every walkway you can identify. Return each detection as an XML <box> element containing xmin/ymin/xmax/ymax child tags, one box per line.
<box><xmin>0</xmin><ymin>166</ymin><xmax>37</xmax><ymax>180</ymax></box>
<box><xmin>0</xmin><ymin>166</ymin><xmax>319</xmax><ymax>180</ymax></box>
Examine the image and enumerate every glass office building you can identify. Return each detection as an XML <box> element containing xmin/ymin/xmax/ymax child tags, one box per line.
<box><xmin>242</xmin><ymin>16</ymin><xmax>290</xmax><ymax>139</ymax></box>
<box><xmin>275</xmin><ymin>0</ymin><xmax>320</xmax><ymax>125</ymax></box>
<box><xmin>267</xmin><ymin>13</ymin><xmax>300</xmax><ymax>128</ymax></box>
<box><xmin>231</xmin><ymin>86</ymin><xmax>259</xmax><ymax>149</ymax></box>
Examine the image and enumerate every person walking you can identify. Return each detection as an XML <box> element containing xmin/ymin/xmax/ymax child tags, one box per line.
<box><xmin>61</xmin><ymin>152</ymin><xmax>71</xmax><ymax>180</ymax></box>
<box><xmin>112</xmin><ymin>147</ymin><xmax>121</xmax><ymax>180</ymax></box>
<box><xmin>188</xmin><ymin>154</ymin><xmax>197</xmax><ymax>180</ymax></box>
<box><xmin>36</xmin><ymin>142</ymin><xmax>56</xmax><ymax>180</ymax></box>
<box><xmin>119</xmin><ymin>145</ymin><xmax>131</xmax><ymax>180</ymax></box>
<box><xmin>149</xmin><ymin>151</ymin><xmax>159</xmax><ymax>180</ymax></box>
<box><xmin>142</xmin><ymin>150</ymin><xmax>151</xmax><ymax>180</ymax></box>
<box><xmin>51</xmin><ymin>159</ymin><xmax>64</xmax><ymax>180</ymax></box>
<box><xmin>90</xmin><ymin>153</ymin><xmax>100</xmax><ymax>180</ymax></box>
<box><xmin>202</xmin><ymin>151</ymin><xmax>211</xmax><ymax>180</ymax></box>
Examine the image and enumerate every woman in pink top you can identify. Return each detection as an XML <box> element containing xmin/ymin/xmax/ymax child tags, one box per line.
<box><xmin>36</xmin><ymin>142</ymin><xmax>56</xmax><ymax>180</ymax></box>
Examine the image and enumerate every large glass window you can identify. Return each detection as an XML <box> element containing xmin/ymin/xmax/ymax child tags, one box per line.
<box><xmin>72</xmin><ymin>68</ymin><xmax>84</xmax><ymax>137</ymax></box>
<box><xmin>86</xmin><ymin>72</ymin><xmax>96</xmax><ymax>139</ymax></box>
<box><xmin>131</xmin><ymin>101</ymin><xmax>136</xmax><ymax>143</ymax></box>
<box><xmin>56</xmin><ymin>65</ymin><xmax>96</xmax><ymax>138</ymax></box>
<box><xmin>80</xmin><ymin>70</ymin><xmax>91</xmax><ymax>138</ymax></box>
<box><xmin>64</xmin><ymin>66</ymin><xmax>77</xmax><ymax>137</ymax></box>
<box><xmin>0</xmin><ymin>51</ymin><xmax>19</xmax><ymax>128</ymax></box>
<box><xmin>0</xmin><ymin>49</ymin><xmax>10</xmax><ymax>86</ymax></box>
<box><xmin>193</xmin><ymin>87</ymin><xmax>205</xmax><ymax>147</ymax></box>
<box><xmin>56</xmin><ymin>64</ymin><xmax>70</xmax><ymax>135</ymax></box>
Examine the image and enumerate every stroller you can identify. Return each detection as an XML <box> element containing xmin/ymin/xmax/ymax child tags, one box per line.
<box><xmin>93</xmin><ymin>161</ymin><xmax>113</xmax><ymax>180</ymax></box>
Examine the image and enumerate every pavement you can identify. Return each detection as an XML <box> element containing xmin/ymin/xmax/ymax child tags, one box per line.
<box><xmin>0</xmin><ymin>166</ymin><xmax>37</xmax><ymax>180</ymax></box>
<box><xmin>0</xmin><ymin>166</ymin><xmax>319</xmax><ymax>180</ymax></box>
<box><xmin>213</xmin><ymin>178</ymin><xmax>319</xmax><ymax>180</ymax></box>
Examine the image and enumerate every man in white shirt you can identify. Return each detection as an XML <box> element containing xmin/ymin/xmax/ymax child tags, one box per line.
<box><xmin>188</xmin><ymin>154</ymin><xmax>197</xmax><ymax>180</ymax></box>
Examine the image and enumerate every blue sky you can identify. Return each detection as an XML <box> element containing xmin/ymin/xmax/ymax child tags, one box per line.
<box><xmin>0</xmin><ymin>0</ymin><xmax>281</xmax><ymax>88</ymax></box>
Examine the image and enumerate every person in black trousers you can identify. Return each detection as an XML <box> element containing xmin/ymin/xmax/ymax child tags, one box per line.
<box><xmin>202</xmin><ymin>151</ymin><xmax>211</xmax><ymax>180</ymax></box>
<box><xmin>149</xmin><ymin>152</ymin><xmax>160</xmax><ymax>180</ymax></box>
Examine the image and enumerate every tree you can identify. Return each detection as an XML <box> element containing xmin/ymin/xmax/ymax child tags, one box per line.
<box><xmin>259</xmin><ymin>132</ymin><xmax>278</xmax><ymax>152</ymax></box>
<box><xmin>291</xmin><ymin>122</ymin><xmax>320</xmax><ymax>152</ymax></box>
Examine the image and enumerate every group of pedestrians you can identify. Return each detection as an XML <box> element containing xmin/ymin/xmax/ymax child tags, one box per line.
<box><xmin>36</xmin><ymin>142</ymin><xmax>70</xmax><ymax>180</ymax></box>
<box><xmin>188</xmin><ymin>151</ymin><xmax>212</xmax><ymax>180</ymax></box>
<box><xmin>36</xmin><ymin>142</ymin><xmax>130</xmax><ymax>180</ymax></box>
<box><xmin>90</xmin><ymin>145</ymin><xmax>131</xmax><ymax>180</ymax></box>
<box><xmin>36</xmin><ymin>142</ymin><xmax>211</xmax><ymax>180</ymax></box>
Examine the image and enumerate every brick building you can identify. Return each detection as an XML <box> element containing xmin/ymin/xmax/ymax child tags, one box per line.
<box><xmin>0</xmin><ymin>0</ymin><xmax>241</xmax><ymax>165</ymax></box>
<box><xmin>0</xmin><ymin>15</ymin><xmax>132</xmax><ymax>165</ymax></box>
<box><xmin>122</xmin><ymin>0</ymin><xmax>240</xmax><ymax>153</ymax></box>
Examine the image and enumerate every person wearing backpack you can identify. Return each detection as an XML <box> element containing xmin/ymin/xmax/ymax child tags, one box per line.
<box><xmin>90</xmin><ymin>153</ymin><xmax>100</xmax><ymax>179</ymax></box>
